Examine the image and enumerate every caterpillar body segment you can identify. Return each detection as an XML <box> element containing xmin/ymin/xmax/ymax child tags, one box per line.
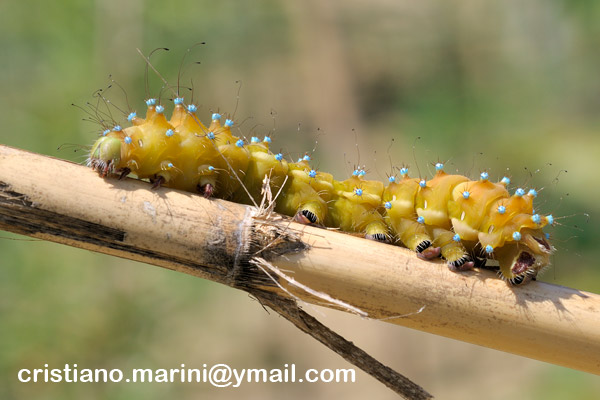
<box><xmin>326</xmin><ymin>175</ymin><xmax>389</xmax><ymax>242</ymax></box>
<box><xmin>230</xmin><ymin>139</ymin><xmax>284</xmax><ymax>204</ymax></box>
<box><xmin>382</xmin><ymin>175</ymin><xmax>440</xmax><ymax>258</ymax></box>
<box><xmin>88</xmin><ymin>101</ymin><xmax>554</xmax><ymax>285</ymax></box>
<box><xmin>273</xmin><ymin>161</ymin><xmax>331</xmax><ymax>225</ymax></box>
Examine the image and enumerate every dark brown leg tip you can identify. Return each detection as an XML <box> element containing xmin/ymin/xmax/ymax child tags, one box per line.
<box><xmin>151</xmin><ymin>175</ymin><xmax>165</xmax><ymax>189</ymax></box>
<box><xmin>118</xmin><ymin>168</ymin><xmax>131</xmax><ymax>180</ymax></box>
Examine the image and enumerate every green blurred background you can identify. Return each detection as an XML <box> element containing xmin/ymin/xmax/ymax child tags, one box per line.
<box><xmin>1</xmin><ymin>0</ymin><xmax>599</xmax><ymax>399</ymax></box>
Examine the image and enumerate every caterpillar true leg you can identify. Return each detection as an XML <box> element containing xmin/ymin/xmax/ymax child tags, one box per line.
<box><xmin>117</xmin><ymin>168</ymin><xmax>131</xmax><ymax>180</ymax></box>
<box><xmin>151</xmin><ymin>175</ymin><xmax>166</xmax><ymax>189</ymax></box>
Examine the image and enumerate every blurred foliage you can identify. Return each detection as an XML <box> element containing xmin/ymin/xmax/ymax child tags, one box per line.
<box><xmin>1</xmin><ymin>0</ymin><xmax>599</xmax><ymax>399</ymax></box>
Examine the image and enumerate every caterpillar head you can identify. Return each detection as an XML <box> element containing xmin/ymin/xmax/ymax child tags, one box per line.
<box><xmin>88</xmin><ymin>136</ymin><xmax>122</xmax><ymax>177</ymax></box>
<box><xmin>493</xmin><ymin>229</ymin><xmax>553</xmax><ymax>285</ymax></box>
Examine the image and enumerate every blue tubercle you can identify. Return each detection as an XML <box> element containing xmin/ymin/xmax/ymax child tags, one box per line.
<box><xmin>146</xmin><ymin>98</ymin><xmax>157</xmax><ymax>106</ymax></box>
<box><xmin>352</xmin><ymin>169</ymin><xmax>359</xmax><ymax>176</ymax></box>
<box><xmin>384</xmin><ymin>201</ymin><xmax>392</xmax><ymax>209</ymax></box>
<box><xmin>155</xmin><ymin>105</ymin><xmax>165</xmax><ymax>114</ymax></box>
<box><xmin>501</xmin><ymin>176</ymin><xmax>510</xmax><ymax>185</ymax></box>
<box><xmin>167</xmin><ymin>162</ymin><xmax>174</xmax><ymax>168</ymax></box>
<box><xmin>497</xmin><ymin>205</ymin><xmax>506</xmax><ymax>214</ymax></box>
<box><xmin>208</xmin><ymin>166</ymin><xmax>215</xmax><ymax>171</ymax></box>
<box><xmin>545</xmin><ymin>232</ymin><xmax>551</xmax><ymax>239</ymax></box>
<box><xmin>212</xmin><ymin>113</ymin><xmax>221</xmax><ymax>121</ymax></box>
<box><xmin>113</xmin><ymin>125</ymin><xmax>122</xmax><ymax>132</ymax></box>
<box><xmin>303</xmin><ymin>155</ymin><xmax>311</xmax><ymax>162</ymax></box>
<box><xmin>417</xmin><ymin>216</ymin><xmax>425</xmax><ymax>224</ymax></box>
<box><xmin>102</xmin><ymin>129</ymin><xmax>110</xmax><ymax>136</ymax></box>
<box><xmin>165</xmin><ymin>129</ymin><xmax>174</xmax><ymax>137</ymax></box>
<box><xmin>235</xmin><ymin>139</ymin><xmax>244</xmax><ymax>148</ymax></box>
<box><xmin>528</xmin><ymin>189</ymin><xmax>538</xmax><ymax>197</ymax></box>
<box><xmin>512</xmin><ymin>231</ymin><xmax>522</xmax><ymax>241</ymax></box>
<box><xmin>515</xmin><ymin>188</ymin><xmax>525</xmax><ymax>197</ymax></box>
<box><xmin>452</xmin><ymin>234</ymin><xmax>461</xmax><ymax>242</ymax></box>
<box><xmin>419</xmin><ymin>180</ymin><xmax>426</xmax><ymax>188</ymax></box>
<box><xmin>532</xmin><ymin>214</ymin><xmax>541</xmax><ymax>224</ymax></box>
<box><xmin>462</xmin><ymin>191</ymin><xmax>470</xmax><ymax>199</ymax></box>
<box><xmin>225</xmin><ymin>119</ymin><xmax>234</xmax><ymax>127</ymax></box>
<box><xmin>187</xmin><ymin>104</ymin><xmax>197</xmax><ymax>113</ymax></box>
<box><xmin>354</xmin><ymin>188</ymin><xmax>363</xmax><ymax>196</ymax></box>
<box><xmin>480</xmin><ymin>172</ymin><xmax>489</xmax><ymax>180</ymax></box>
<box><xmin>251</xmin><ymin>136</ymin><xmax>260</xmax><ymax>143</ymax></box>
<box><xmin>400</xmin><ymin>167</ymin><xmax>409</xmax><ymax>176</ymax></box>
<box><xmin>546</xmin><ymin>214</ymin><xmax>554</xmax><ymax>225</ymax></box>
<box><xmin>207</xmin><ymin>131</ymin><xmax>215</xmax><ymax>140</ymax></box>
<box><xmin>308</xmin><ymin>169</ymin><xmax>317</xmax><ymax>178</ymax></box>
<box><xmin>124</xmin><ymin>136</ymin><xmax>132</xmax><ymax>144</ymax></box>
<box><xmin>297</xmin><ymin>158</ymin><xmax>303</xmax><ymax>163</ymax></box>
<box><xmin>275</xmin><ymin>153</ymin><xmax>283</xmax><ymax>161</ymax></box>
<box><xmin>174</xmin><ymin>97</ymin><xmax>184</xmax><ymax>105</ymax></box>
<box><xmin>388</xmin><ymin>176</ymin><xmax>396</xmax><ymax>183</ymax></box>
<box><xmin>485</xmin><ymin>245</ymin><xmax>494</xmax><ymax>254</ymax></box>
<box><xmin>435</xmin><ymin>163</ymin><xmax>444</xmax><ymax>171</ymax></box>
<box><xmin>263</xmin><ymin>136</ymin><xmax>272</xmax><ymax>143</ymax></box>
<box><xmin>358</xmin><ymin>170</ymin><xmax>366</xmax><ymax>177</ymax></box>
<box><xmin>127</xmin><ymin>112</ymin><xmax>137</xmax><ymax>122</ymax></box>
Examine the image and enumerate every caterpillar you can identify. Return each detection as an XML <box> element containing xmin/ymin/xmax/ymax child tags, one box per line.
<box><xmin>88</xmin><ymin>95</ymin><xmax>554</xmax><ymax>286</ymax></box>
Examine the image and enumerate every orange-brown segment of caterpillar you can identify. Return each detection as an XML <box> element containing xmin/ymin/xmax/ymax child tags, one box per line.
<box><xmin>88</xmin><ymin>100</ymin><xmax>554</xmax><ymax>285</ymax></box>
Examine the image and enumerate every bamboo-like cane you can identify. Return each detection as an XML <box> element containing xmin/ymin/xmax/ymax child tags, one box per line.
<box><xmin>1</xmin><ymin>144</ymin><xmax>599</xmax><ymax>381</ymax></box>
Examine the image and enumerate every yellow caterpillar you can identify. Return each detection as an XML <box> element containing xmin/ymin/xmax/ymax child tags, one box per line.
<box><xmin>89</xmin><ymin>98</ymin><xmax>554</xmax><ymax>285</ymax></box>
